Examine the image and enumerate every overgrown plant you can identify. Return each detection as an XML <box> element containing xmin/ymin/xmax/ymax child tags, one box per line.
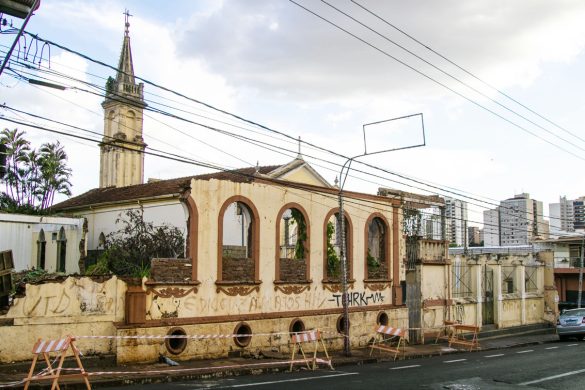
<box><xmin>86</xmin><ymin>207</ymin><xmax>185</xmax><ymax>277</ymax></box>
<box><xmin>290</xmin><ymin>209</ymin><xmax>307</xmax><ymax>260</ymax></box>
<box><xmin>326</xmin><ymin>221</ymin><xmax>340</xmax><ymax>277</ymax></box>
<box><xmin>367</xmin><ymin>249</ymin><xmax>380</xmax><ymax>269</ymax></box>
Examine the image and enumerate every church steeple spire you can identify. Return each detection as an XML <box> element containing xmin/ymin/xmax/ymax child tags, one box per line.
<box><xmin>99</xmin><ymin>11</ymin><xmax>147</xmax><ymax>188</ymax></box>
<box><xmin>117</xmin><ymin>9</ymin><xmax>135</xmax><ymax>85</ymax></box>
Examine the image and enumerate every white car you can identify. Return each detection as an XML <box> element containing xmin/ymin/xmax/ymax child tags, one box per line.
<box><xmin>557</xmin><ymin>308</ymin><xmax>585</xmax><ymax>340</ymax></box>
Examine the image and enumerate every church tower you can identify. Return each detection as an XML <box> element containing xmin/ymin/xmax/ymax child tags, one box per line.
<box><xmin>99</xmin><ymin>12</ymin><xmax>146</xmax><ymax>188</ymax></box>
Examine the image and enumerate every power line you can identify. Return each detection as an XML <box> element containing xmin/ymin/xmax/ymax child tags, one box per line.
<box><xmin>287</xmin><ymin>0</ymin><xmax>585</xmax><ymax>162</ymax></box>
<box><xmin>2</xmin><ymin>34</ymin><xmax>567</xmax><ymax>226</ymax></box>
<box><xmin>350</xmin><ymin>0</ymin><xmax>585</xmax><ymax>146</ymax></box>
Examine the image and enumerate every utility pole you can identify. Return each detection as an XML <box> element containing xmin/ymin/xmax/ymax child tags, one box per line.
<box><xmin>338</xmin><ymin>113</ymin><xmax>426</xmax><ymax>356</ymax></box>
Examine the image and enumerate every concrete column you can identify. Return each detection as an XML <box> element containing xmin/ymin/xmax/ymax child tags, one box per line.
<box><xmin>541</xmin><ymin>250</ymin><xmax>559</xmax><ymax>323</ymax></box>
<box><xmin>494</xmin><ymin>263</ymin><xmax>503</xmax><ymax>328</ymax></box>
<box><xmin>518</xmin><ymin>263</ymin><xmax>526</xmax><ymax>325</ymax></box>
<box><xmin>472</xmin><ymin>261</ymin><xmax>482</xmax><ymax>326</ymax></box>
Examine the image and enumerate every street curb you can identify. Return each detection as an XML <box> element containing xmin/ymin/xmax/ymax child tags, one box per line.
<box><xmin>9</xmin><ymin>336</ymin><xmax>562</xmax><ymax>389</ymax></box>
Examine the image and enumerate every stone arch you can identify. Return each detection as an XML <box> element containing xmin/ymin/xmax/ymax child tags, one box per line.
<box><xmin>56</xmin><ymin>227</ymin><xmax>67</xmax><ymax>273</ymax></box>
<box><xmin>364</xmin><ymin>213</ymin><xmax>390</xmax><ymax>280</ymax></box>
<box><xmin>37</xmin><ymin>229</ymin><xmax>46</xmax><ymax>270</ymax></box>
<box><xmin>323</xmin><ymin>208</ymin><xmax>353</xmax><ymax>282</ymax></box>
<box><xmin>275</xmin><ymin>203</ymin><xmax>311</xmax><ymax>282</ymax></box>
<box><xmin>217</xmin><ymin>196</ymin><xmax>260</xmax><ymax>283</ymax></box>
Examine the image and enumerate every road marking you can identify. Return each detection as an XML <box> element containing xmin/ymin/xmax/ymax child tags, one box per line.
<box><xmin>567</xmin><ymin>343</ymin><xmax>578</xmax><ymax>347</ymax></box>
<box><xmin>545</xmin><ymin>346</ymin><xmax>558</xmax><ymax>350</ymax></box>
<box><xmin>444</xmin><ymin>359</ymin><xmax>466</xmax><ymax>363</ymax></box>
<box><xmin>519</xmin><ymin>368</ymin><xmax>585</xmax><ymax>386</ymax></box>
<box><xmin>390</xmin><ymin>365</ymin><xmax>420</xmax><ymax>370</ymax></box>
<box><xmin>516</xmin><ymin>350</ymin><xmax>533</xmax><ymax>354</ymax></box>
<box><xmin>484</xmin><ymin>354</ymin><xmax>504</xmax><ymax>358</ymax></box>
<box><xmin>226</xmin><ymin>372</ymin><xmax>359</xmax><ymax>388</ymax></box>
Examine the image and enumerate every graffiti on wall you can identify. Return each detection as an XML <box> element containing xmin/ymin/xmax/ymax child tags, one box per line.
<box><xmin>328</xmin><ymin>291</ymin><xmax>385</xmax><ymax>307</ymax></box>
<box><xmin>9</xmin><ymin>277</ymin><xmax>122</xmax><ymax>318</ymax></box>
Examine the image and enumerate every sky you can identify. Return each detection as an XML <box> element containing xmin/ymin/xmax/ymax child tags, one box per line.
<box><xmin>1</xmin><ymin>0</ymin><xmax>585</xmax><ymax>228</ymax></box>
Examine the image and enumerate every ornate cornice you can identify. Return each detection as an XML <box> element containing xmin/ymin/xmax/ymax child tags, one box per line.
<box><xmin>274</xmin><ymin>284</ymin><xmax>311</xmax><ymax>295</ymax></box>
<box><xmin>216</xmin><ymin>285</ymin><xmax>260</xmax><ymax>296</ymax></box>
<box><xmin>146</xmin><ymin>286</ymin><xmax>198</xmax><ymax>298</ymax></box>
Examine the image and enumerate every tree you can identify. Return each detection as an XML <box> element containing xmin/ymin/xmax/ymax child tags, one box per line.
<box><xmin>0</xmin><ymin>128</ymin><xmax>72</xmax><ymax>213</ymax></box>
<box><xmin>87</xmin><ymin>207</ymin><xmax>185</xmax><ymax>277</ymax></box>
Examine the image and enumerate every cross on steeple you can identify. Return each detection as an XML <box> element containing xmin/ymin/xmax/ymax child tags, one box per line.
<box><xmin>123</xmin><ymin>9</ymin><xmax>132</xmax><ymax>35</ymax></box>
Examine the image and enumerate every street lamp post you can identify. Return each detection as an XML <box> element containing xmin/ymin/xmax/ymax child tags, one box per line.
<box><xmin>337</xmin><ymin>113</ymin><xmax>426</xmax><ymax>356</ymax></box>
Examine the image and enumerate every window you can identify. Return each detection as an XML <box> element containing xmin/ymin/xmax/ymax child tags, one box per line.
<box><xmin>366</xmin><ymin>215</ymin><xmax>388</xmax><ymax>280</ymax></box>
<box><xmin>323</xmin><ymin>210</ymin><xmax>352</xmax><ymax>281</ymax></box>
<box><xmin>219</xmin><ymin>197</ymin><xmax>259</xmax><ymax>283</ymax></box>
<box><xmin>276</xmin><ymin>204</ymin><xmax>310</xmax><ymax>282</ymax></box>
<box><xmin>37</xmin><ymin>229</ymin><xmax>46</xmax><ymax>270</ymax></box>
<box><xmin>56</xmin><ymin>227</ymin><xmax>67</xmax><ymax>273</ymax></box>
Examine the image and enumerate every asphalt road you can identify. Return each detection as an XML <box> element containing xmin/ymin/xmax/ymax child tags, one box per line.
<box><xmin>107</xmin><ymin>340</ymin><xmax>585</xmax><ymax>389</ymax></box>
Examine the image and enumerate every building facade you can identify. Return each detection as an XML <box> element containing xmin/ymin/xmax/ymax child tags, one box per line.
<box><xmin>444</xmin><ymin>197</ymin><xmax>468</xmax><ymax>246</ymax></box>
<box><xmin>485</xmin><ymin>193</ymin><xmax>549</xmax><ymax>247</ymax></box>
<box><xmin>483</xmin><ymin>208</ymin><xmax>500</xmax><ymax>246</ymax></box>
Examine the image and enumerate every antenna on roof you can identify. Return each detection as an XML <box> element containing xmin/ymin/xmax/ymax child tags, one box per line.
<box><xmin>297</xmin><ymin>136</ymin><xmax>302</xmax><ymax>158</ymax></box>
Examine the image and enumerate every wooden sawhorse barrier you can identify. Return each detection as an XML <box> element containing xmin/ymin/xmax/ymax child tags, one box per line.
<box><xmin>24</xmin><ymin>336</ymin><xmax>90</xmax><ymax>390</ymax></box>
<box><xmin>369</xmin><ymin>325</ymin><xmax>406</xmax><ymax>361</ymax></box>
<box><xmin>448</xmin><ymin>324</ymin><xmax>480</xmax><ymax>352</ymax></box>
<box><xmin>434</xmin><ymin>320</ymin><xmax>459</xmax><ymax>344</ymax></box>
<box><xmin>289</xmin><ymin>330</ymin><xmax>332</xmax><ymax>371</ymax></box>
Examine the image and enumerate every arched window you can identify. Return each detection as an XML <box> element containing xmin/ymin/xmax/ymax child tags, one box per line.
<box><xmin>323</xmin><ymin>209</ymin><xmax>353</xmax><ymax>282</ymax></box>
<box><xmin>56</xmin><ymin>227</ymin><xmax>67</xmax><ymax>273</ymax></box>
<box><xmin>98</xmin><ymin>232</ymin><xmax>106</xmax><ymax>249</ymax></box>
<box><xmin>218</xmin><ymin>197</ymin><xmax>259</xmax><ymax>283</ymax></box>
<box><xmin>366</xmin><ymin>215</ymin><xmax>389</xmax><ymax>280</ymax></box>
<box><xmin>37</xmin><ymin>229</ymin><xmax>46</xmax><ymax>270</ymax></box>
<box><xmin>276</xmin><ymin>204</ymin><xmax>310</xmax><ymax>282</ymax></box>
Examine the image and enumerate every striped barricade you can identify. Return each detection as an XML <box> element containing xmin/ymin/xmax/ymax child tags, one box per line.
<box><xmin>369</xmin><ymin>325</ymin><xmax>407</xmax><ymax>360</ymax></box>
<box><xmin>24</xmin><ymin>335</ymin><xmax>91</xmax><ymax>390</ymax></box>
<box><xmin>289</xmin><ymin>329</ymin><xmax>332</xmax><ymax>371</ymax></box>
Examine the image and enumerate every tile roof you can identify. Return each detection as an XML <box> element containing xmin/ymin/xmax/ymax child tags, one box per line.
<box><xmin>53</xmin><ymin>165</ymin><xmax>281</xmax><ymax>211</ymax></box>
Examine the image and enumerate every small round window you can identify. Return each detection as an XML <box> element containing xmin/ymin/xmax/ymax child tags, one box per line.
<box><xmin>234</xmin><ymin>322</ymin><xmax>252</xmax><ymax>347</ymax></box>
<box><xmin>336</xmin><ymin>315</ymin><xmax>350</xmax><ymax>334</ymax></box>
<box><xmin>289</xmin><ymin>318</ymin><xmax>305</xmax><ymax>335</ymax></box>
<box><xmin>165</xmin><ymin>327</ymin><xmax>187</xmax><ymax>355</ymax></box>
<box><xmin>377</xmin><ymin>311</ymin><xmax>389</xmax><ymax>326</ymax></box>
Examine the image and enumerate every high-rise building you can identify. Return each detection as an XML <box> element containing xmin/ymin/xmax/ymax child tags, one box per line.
<box><xmin>467</xmin><ymin>226</ymin><xmax>481</xmax><ymax>246</ymax></box>
<box><xmin>483</xmin><ymin>208</ymin><xmax>500</xmax><ymax>246</ymax></box>
<box><xmin>551</xmin><ymin>195</ymin><xmax>585</xmax><ymax>233</ymax></box>
<box><xmin>549</xmin><ymin>196</ymin><xmax>575</xmax><ymax>234</ymax></box>
<box><xmin>499</xmin><ymin>193</ymin><xmax>549</xmax><ymax>246</ymax></box>
<box><xmin>444</xmin><ymin>197</ymin><xmax>468</xmax><ymax>246</ymax></box>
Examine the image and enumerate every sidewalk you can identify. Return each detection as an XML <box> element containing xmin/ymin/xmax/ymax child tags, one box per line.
<box><xmin>0</xmin><ymin>330</ymin><xmax>559</xmax><ymax>389</ymax></box>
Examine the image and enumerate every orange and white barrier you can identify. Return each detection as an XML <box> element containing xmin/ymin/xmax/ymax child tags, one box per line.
<box><xmin>369</xmin><ymin>325</ymin><xmax>407</xmax><ymax>360</ymax></box>
<box><xmin>24</xmin><ymin>335</ymin><xmax>91</xmax><ymax>390</ymax></box>
<box><xmin>289</xmin><ymin>329</ymin><xmax>332</xmax><ymax>371</ymax></box>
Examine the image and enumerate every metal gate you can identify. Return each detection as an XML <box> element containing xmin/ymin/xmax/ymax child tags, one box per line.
<box><xmin>482</xmin><ymin>266</ymin><xmax>494</xmax><ymax>325</ymax></box>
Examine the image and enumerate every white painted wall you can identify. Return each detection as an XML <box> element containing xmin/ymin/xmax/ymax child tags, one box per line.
<box><xmin>82</xmin><ymin>201</ymin><xmax>187</xmax><ymax>250</ymax></box>
<box><xmin>0</xmin><ymin>213</ymin><xmax>85</xmax><ymax>272</ymax></box>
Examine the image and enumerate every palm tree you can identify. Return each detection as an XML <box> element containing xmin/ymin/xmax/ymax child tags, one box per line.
<box><xmin>38</xmin><ymin>141</ymin><xmax>72</xmax><ymax>209</ymax></box>
<box><xmin>0</xmin><ymin>128</ymin><xmax>31</xmax><ymax>207</ymax></box>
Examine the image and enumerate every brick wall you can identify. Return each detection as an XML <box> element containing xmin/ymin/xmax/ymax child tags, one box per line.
<box><xmin>222</xmin><ymin>257</ymin><xmax>255</xmax><ymax>281</ymax></box>
<box><xmin>222</xmin><ymin>245</ymin><xmax>247</xmax><ymax>258</ymax></box>
<box><xmin>279</xmin><ymin>258</ymin><xmax>307</xmax><ymax>281</ymax></box>
<box><xmin>150</xmin><ymin>258</ymin><xmax>192</xmax><ymax>282</ymax></box>
<box><xmin>367</xmin><ymin>262</ymin><xmax>389</xmax><ymax>280</ymax></box>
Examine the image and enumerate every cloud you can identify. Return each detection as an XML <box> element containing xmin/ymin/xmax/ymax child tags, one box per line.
<box><xmin>175</xmin><ymin>0</ymin><xmax>585</xmax><ymax>104</ymax></box>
